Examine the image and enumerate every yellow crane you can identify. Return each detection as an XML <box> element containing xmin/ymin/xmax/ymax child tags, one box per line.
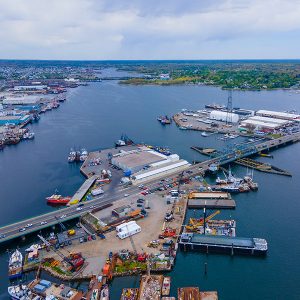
<box><xmin>186</xmin><ymin>210</ymin><xmax>221</xmax><ymax>231</ymax></box>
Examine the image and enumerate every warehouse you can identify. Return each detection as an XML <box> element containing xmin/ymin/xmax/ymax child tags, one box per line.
<box><xmin>240</xmin><ymin>119</ymin><xmax>279</xmax><ymax>131</ymax></box>
<box><xmin>111</xmin><ymin>147</ymin><xmax>169</xmax><ymax>173</ymax></box>
<box><xmin>209</xmin><ymin>110</ymin><xmax>239</xmax><ymax>123</ymax></box>
<box><xmin>256</xmin><ymin>110</ymin><xmax>300</xmax><ymax>121</ymax></box>
<box><xmin>248</xmin><ymin>116</ymin><xmax>290</xmax><ymax>126</ymax></box>
<box><xmin>0</xmin><ymin>115</ymin><xmax>31</xmax><ymax>126</ymax></box>
<box><xmin>132</xmin><ymin>160</ymin><xmax>190</xmax><ymax>183</ymax></box>
<box><xmin>3</xmin><ymin>95</ymin><xmax>41</xmax><ymax>105</ymax></box>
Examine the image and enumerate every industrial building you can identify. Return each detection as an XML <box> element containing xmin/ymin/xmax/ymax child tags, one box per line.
<box><xmin>2</xmin><ymin>95</ymin><xmax>41</xmax><ymax>105</ymax></box>
<box><xmin>209</xmin><ymin>110</ymin><xmax>239</xmax><ymax>123</ymax></box>
<box><xmin>240</xmin><ymin>115</ymin><xmax>291</xmax><ymax>132</ymax></box>
<box><xmin>0</xmin><ymin>115</ymin><xmax>31</xmax><ymax>126</ymax></box>
<box><xmin>256</xmin><ymin>110</ymin><xmax>300</xmax><ymax>121</ymax></box>
<box><xmin>111</xmin><ymin>146</ymin><xmax>190</xmax><ymax>183</ymax></box>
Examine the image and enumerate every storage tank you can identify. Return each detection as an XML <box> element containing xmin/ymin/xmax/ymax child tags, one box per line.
<box><xmin>209</xmin><ymin>110</ymin><xmax>239</xmax><ymax>123</ymax></box>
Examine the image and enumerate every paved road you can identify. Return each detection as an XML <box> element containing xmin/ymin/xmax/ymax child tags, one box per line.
<box><xmin>0</xmin><ymin>133</ymin><xmax>299</xmax><ymax>243</ymax></box>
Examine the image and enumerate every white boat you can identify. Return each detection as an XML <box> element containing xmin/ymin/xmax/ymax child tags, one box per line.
<box><xmin>100</xmin><ymin>285</ymin><xmax>109</xmax><ymax>300</ymax></box>
<box><xmin>201</xmin><ymin>132</ymin><xmax>209</xmax><ymax>137</ymax></box>
<box><xmin>8</xmin><ymin>285</ymin><xmax>32</xmax><ymax>300</ymax></box>
<box><xmin>68</xmin><ymin>148</ymin><xmax>76</xmax><ymax>162</ymax></box>
<box><xmin>79</xmin><ymin>149</ymin><xmax>88</xmax><ymax>161</ymax></box>
<box><xmin>8</xmin><ymin>249</ymin><xmax>23</xmax><ymax>280</ymax></box>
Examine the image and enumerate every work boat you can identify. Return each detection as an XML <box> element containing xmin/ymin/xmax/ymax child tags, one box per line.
<box><xmin>46</xmin><ymin>193</ymin><xmax>71</xmax><ymax>205</ymax></box>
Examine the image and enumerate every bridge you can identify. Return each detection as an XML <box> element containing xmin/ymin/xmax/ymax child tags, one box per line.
<box><xmin>0</xmin><ymin>133</ymin><xmax>299</xmax><ymax>244</ymax></box>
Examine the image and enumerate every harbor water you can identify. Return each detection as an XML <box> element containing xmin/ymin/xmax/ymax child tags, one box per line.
<box><xmin>1</xmin><ymin>68</ymin><xmax>300</xmax><ymax>299</ymax></box>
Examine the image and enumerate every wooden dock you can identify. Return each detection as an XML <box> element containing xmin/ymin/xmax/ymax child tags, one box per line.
<box><xmin>188</xmin><ymin>199</ymin><xmax>236</xmax><ymax>209</ymax></box>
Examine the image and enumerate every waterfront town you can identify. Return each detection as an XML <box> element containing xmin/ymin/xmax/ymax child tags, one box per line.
<box><xmin>1</xmin><ymin>62</ymin><xmax>300</xmax><ymax>299</ymax></box>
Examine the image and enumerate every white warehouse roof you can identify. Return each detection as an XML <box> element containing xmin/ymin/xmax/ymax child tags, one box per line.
<box><xmin>256</xmin><ymin>110</ymin><xmax>300</xmax><ymax>120</ymax></box>
<box><xmin>209</xmin><ymin>110</ymin><xmax>239</xmax><ymax>123</ymax></box>
<box><xmin>248</xmin><ymin>116</ymin><xmax>289</xmax><ymax>125</ymax></box>
<box><xmin>241</xmin><ymin>119</ymin><xmax>279</xmax><ymax>129</ymax></box>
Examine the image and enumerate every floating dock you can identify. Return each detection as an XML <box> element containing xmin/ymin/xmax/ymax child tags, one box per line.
<box><xmin>68</xmin><ymin>175</ymin><xmax>97</xmax><ymax>205</ymax></box>
<box><xmin>235</xmin><ymin>157</ymin><xmax>292</xmax><ymax>176</ymax></box>
<box><xmin>179</xmin><ymin>233</ymin><xmax>267</xmax><ymax>256</ymax></box>
<box><xmin>188</xmin><ymin>199</ymin><xmax>236</xmax><ymax>209</ymax></box>
<box><xmin>120</xmin><ymin>288</ymin><xmax>139</xmax><ymax>300</ymax></box>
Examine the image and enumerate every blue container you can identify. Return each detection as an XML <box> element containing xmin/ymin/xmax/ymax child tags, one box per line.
<box><xmin>124</xmin><ymin>170</ymin><xmax>131</xmax><ymax>177</ymax></box>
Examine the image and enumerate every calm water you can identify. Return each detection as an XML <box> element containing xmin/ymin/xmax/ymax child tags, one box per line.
<box><xmin>1</xmin><ymin>68</ymin><xmax>300</xmax><ymax>299</ymax></box>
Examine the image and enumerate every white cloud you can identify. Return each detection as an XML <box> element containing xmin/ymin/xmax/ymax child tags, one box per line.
<box><xmin>0</xmin><ymin>0</ymin><xmax>299</xmax><ymax>59</ymax></box>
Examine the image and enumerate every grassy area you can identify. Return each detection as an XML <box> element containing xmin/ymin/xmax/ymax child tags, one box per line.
<box><xmin>114</xmin><ymin>261</ymin><xmax>147</xmax><ymax>273</ymax></box>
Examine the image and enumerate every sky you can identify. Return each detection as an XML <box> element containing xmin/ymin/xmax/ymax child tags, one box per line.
<box><xmin>0</xmin><ymin>0</ymin><xmax>300</xmax><ymax>60</ymax></box>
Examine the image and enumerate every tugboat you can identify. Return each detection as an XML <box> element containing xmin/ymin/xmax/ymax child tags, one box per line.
<box><xmin>8</xmin><ymin>249</ymin><xmax>23</xmax><ymax>280</ymax></box>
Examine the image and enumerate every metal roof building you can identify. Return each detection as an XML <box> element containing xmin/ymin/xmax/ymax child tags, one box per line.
<box><xmin>256</xmin><ymin>110</ymin><xmax>300</xmax><ymax>121</ymax></box>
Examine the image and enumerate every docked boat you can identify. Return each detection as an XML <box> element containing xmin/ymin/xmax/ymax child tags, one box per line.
<box><xmin>205</xmin><ymin>103</ymin><xmax>225</xmax><ymax>110</ymax></box>
<box><xmin>207</xmin><ymin>163</ymin><xmax>219</xmax><ymax>175</ymax></box>
<box><xmin>80</xmin><ymin>148</ymin><xmax>88</xmax><ymax>161</ymax></box>
<box><xmin>162</xmin><ymin>277</ymin><xmax>171</xmax><ymax>296</ymax></box>
<box><xmin>201</xmin><ymin>131</ymin><xmax>209</xmax><ymax>137</ymax></box>
<box><xmin>68</xmin><ymin>149</ymin><xmax>76</xmax><ymax>162</ymax></box>
<box><xmin>216</xmin><ymin>168</ymin><xmax>242</xmax><ymax>185</ymax></box>
<box><xmin>23</xmin><ymin>132</ymin><xmax>35</xmax><ymax>140</ymax></box>
<box><xmin>8</xmin><ymin>284</ymin><xmax>32</xmax><ymax>300</ymax></box>
<box><xmin>115</xmin><ymin>134</ymin><xmax>134</xmax><ymax>147</ymax></box>
<box><xmin>8</xmin><ymin>249</ymin><xmax>23</xmax><ymax>280</ymax></box>
<box><xmin>100</xmin><ymin>285</ymin><xmax>109</xmax><ymax>300</ymax></box>
<box><xmin>46</xmin><ymin>194</ymin><xmax>71</xmax><ymax>205</ymax></box>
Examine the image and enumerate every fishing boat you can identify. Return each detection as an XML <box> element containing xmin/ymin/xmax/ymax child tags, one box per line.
<box><xmin>8</xmin><ymin>284</ymin><xmax>32</xmax><ymax>300</ymax></box>
<box><xmin>68</xmin><ymin>148</ymin><xmax>76</xmax><ymax>162</ymax></box>
<box><xmin>80</xmin><ymin>148</ymin><xmax>88</xmax><ymax>161</ymax></box>
<box><xmin>162</xmin><ymin>277</ymin><xmax>171</xmax><ymax>296</ymax></box>
<box><xmin>46</xmin><ymin>193</ymin><xmax>71</xmax><ymax>205</ymax></box>
<box><xmin>216</xmin><ymin>167</ymin><xmax>242</xmax><ymax>185</ymax></box>
<box><xmin>100</xmin><ymin>285</ymin><xmax>109</xmax><ymax>300</ymax></box>
<box><xmin>8</xmin><ymin>249</ymin><xmax>23</xmax><ymax>280</ymax></box>
<box><xmin>115</xmin><ymin>134</ymin><xmax>134</xmax><ymax>147</ymax></box>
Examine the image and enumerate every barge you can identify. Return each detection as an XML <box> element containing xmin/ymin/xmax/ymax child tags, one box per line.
<box><xmin>179</xmin><ymin>233</ymin><xmax>267</xmax><ymax>256</ymax></box>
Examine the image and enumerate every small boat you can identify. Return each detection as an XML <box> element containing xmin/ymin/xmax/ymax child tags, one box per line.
<box><xmin>208</xmin><ymin>163</ymin><xmax>219</xmax><ymax>175</ymax></box>
<box><xmin>8</xmin><ymin>249</ymin><xmax>23</xmax><ymax>280</ymax></box>
<box><xmin>100</xmin><ymin>285</ymin><xmax>109</xmax><ymax>300</ymax></box>
<box><xmin>8</xmin><ymin>284</ymin><xmax>32</xmax><ymax>300</ymax></box>
<box><xmin>162</xmin><ymin>277</ymin><xmax>171</xmax><ymax>296</ymax></box>
<box><xmin>201</xmin><ymin>132</ymin><xmax>209</xmax><ymax>137</ymax></box>
<box><xmin>46</xmin><ymin>193</ymin><xmax>71</xmax><ymax>205</ymax></box>
<box><xmin>179</xmin><ymin>126</ymin><xmax>187</xmax><ymax>130</ymax></box>
<box><xmin>80</xmin><ymin>148</ymin><xmax>88</xmax><ymax>161</ymax></box>
<box><xmin>22</xmin><ymin>132</ymin><xmax>35</xmax><ymax>140</ymax></box>
<box><xmin>68</xmin><ymin>148</ymin><xmax>76</xmax><ymax>162</ymax></box>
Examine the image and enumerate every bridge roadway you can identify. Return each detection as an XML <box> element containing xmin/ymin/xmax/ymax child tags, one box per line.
<box><xmin>0</xmin><ymin>133</ymin><xmax>299</xmax><ymax>244</ymax></box>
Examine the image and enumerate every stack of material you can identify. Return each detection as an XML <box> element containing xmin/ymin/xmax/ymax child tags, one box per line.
<box><xmin>138</xmin><ymin>275</ymin><xmax>163</xmax><ymax>300</ymax></box>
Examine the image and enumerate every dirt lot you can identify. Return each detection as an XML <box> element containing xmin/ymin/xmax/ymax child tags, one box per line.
<box><xmin>44</xmin><ymin>192</ymin><xmax>186</xmax><ymax>276</ymax></box>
